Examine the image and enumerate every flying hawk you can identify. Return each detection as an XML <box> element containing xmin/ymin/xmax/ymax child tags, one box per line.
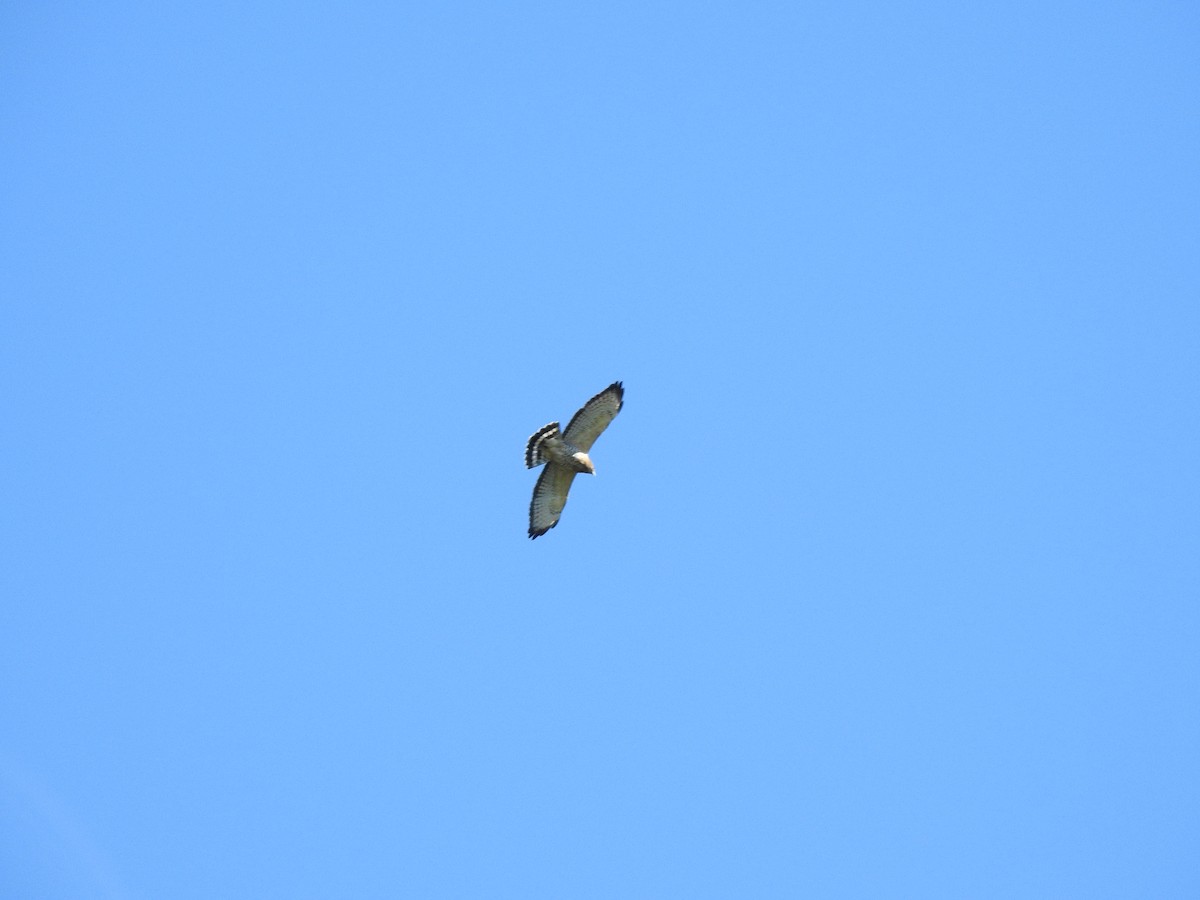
<box><xmin>525</xmin><ymin>381</ymin><xmax>624</xmax><ymax>538</ymax></box>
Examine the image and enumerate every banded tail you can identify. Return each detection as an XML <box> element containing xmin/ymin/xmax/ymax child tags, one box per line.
<box><xmin>525</xmin><ymin>422</ymin><xmax>560</xmax><ymax>469</ymax></box>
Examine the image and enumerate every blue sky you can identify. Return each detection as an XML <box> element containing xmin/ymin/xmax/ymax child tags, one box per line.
<box><xmin>2</xmin><ymin>1</ymin><xmax>1198</xmax><ymax>897</ymax></box>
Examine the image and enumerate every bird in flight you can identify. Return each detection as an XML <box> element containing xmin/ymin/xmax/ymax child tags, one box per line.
<box><xmin>525</xmin><ymin>381</ymin><xmax>624</xmax><ymax>538</ymax></box>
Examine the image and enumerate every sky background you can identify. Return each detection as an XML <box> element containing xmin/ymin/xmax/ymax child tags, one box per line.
<box><xmin>2</xmin><ymin>1</ymin><xmax>1198</xmax><ymax>897</ymax></box>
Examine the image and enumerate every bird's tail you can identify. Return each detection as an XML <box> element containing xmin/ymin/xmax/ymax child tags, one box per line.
<box><xmin>525</xmin><ymin>422</ymin><xmax>560</xmax><ymax>468</ymax></box>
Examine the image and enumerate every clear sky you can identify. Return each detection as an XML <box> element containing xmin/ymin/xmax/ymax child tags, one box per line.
<box><xmin>2</xmin><ymin>2</ymin><xmax>1198</xmax><ymax>897</ymax></box>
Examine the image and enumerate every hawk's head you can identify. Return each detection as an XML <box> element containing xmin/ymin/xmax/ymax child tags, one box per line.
<box><xmin>571</xmin><ymin>452</ymin><xmax>596</xmax><ymax>475</ymax></box>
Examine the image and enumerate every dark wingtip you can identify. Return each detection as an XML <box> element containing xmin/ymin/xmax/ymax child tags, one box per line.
<box><xmin>609</xmin><ymin>380</ymin><xmax>624</xmax><ymax>411</ymax></box>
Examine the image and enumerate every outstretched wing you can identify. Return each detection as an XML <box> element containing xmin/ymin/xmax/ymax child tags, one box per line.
<box><xmin>563</xmin><ymin>381</ymin><xmax>624</xmax><ymax>452</ymax></box>
<box><xmin>529</xmin><ymin>464</ymin><xmax>578</xmax><ymax>538</ymax></box>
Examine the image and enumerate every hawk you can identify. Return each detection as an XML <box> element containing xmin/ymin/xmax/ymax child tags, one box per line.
<box><xmin>525</xmin><ymin>381</ymin><xmax>624</xmax><ymax>539</ymax></box>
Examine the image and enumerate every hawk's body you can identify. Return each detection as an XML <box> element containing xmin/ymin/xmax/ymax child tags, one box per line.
<box><xmin>525</xmin><ymin>381</ymin><xmax>624</xmax><ymax>538</ymax></box>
